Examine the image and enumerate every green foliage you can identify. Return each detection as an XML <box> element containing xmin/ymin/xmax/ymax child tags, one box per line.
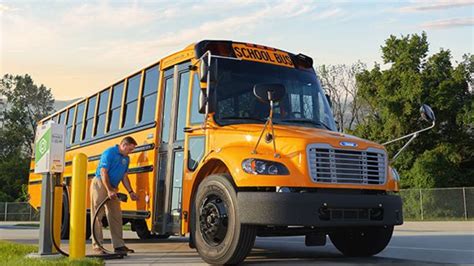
<box><xmin>0</xmin><ymin>74</ymin><xmax>55</xmax><ymax>201</ymax></box>
<box><xmin>0</xmin><ymin>74</ymin><xmax>54</xmax><ymax>155</ymax></box>
<box><xmin>354</xmin><ymin>32</ymin><xmax>473</xmax><ymax>188</ymax></box>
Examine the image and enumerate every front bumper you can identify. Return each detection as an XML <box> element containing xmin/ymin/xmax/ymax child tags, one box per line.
<box><xmin>237</xmin><ymin>192</ymin><xmax>403</xmax><ymax>227</ymax></box>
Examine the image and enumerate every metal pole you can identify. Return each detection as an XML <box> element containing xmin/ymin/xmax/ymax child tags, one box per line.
<box><xmin>69</xmin><ymin>153</ymin><xmax>87</xmax><ymax>259</ymax></box>
<box><xmin>419</xmin><ymin>189</ymin><xmax>424</xmax><ymax>221</ymax></box>
<box><xmin>38</xmin><ymin>173</ymin><xmax>54</xmax><ymax>255</ymax></box>
<box><xmin>4</xmin><ymin>202</ymin><xmax>7</xmax><ymax>221</ymax></box>
<box><xmin>29</xmin><ymin>203</ymin><xmax>32</xmax><ymax>221</ymax></box>
<box><xmin>463</xmin><ymin>187</ymin><xmax>468</xmax><ymax>220</ymax></box>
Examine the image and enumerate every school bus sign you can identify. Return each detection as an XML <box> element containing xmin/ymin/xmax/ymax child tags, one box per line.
<box><xmin>34</xmin><ymin>122</ymin><xmax>66</xmax><ymax>174</ymax></box>
<box><xmin>232</xmin><ymin>43</ymin><xmax>294</xmax><ymax>68</ymax></box>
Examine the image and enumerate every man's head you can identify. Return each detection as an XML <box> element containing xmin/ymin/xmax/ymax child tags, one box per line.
<box><xmin>119</xmin><ymin>136</ymin><xmax>137</xmax><ymax>156</ymax></box>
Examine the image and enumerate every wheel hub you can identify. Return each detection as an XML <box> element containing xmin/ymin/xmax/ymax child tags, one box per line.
<box><xmin>199</xmin><ymin>196</ymin><xmax>228</xmax><ymax>246</ymax></box>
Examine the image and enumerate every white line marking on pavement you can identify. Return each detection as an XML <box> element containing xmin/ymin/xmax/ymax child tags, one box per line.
<box><xmin>388</xmin><ymin>246</ymin><xmax>474</xmax><ymax>253</ymax></box>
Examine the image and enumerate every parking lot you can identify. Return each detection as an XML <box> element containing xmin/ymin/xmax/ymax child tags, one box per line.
<box><xmin>1</xmin><ymin>221</ymin><xmax>473</xmax><ymax>265</ymax></box>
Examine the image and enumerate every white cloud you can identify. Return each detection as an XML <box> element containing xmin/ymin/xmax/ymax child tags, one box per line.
<box><xmin>312</xmin><ymin>8</ymin><xmax>345</xmax><ymax>20</ymax></box>
<box><xmin>61</xmin><ymin>2</ymin><xmax>156</xmax><ymax>29</ymax></box>
<box><xmin>397</xmin><ymin>0</ymin><xmax>474</xmax><ymax>13</ymax></box>
<box><xmin>420</xmin><ymin>17</ymin><xmax>474</xmax><ymax>29</ymax></box>
<box><xmin>118</xmin><ymin>0</ymin><xmax>320</xmax><ymax>50</ymax></box>
<box><xmin>0</xmin><ymin>3</ymin><xmax>19</xmax><ymax>14</ymax></box>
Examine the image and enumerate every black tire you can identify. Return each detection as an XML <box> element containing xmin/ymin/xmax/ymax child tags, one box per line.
<box><xmin>85</xmin><ymin>213</ymin><xmax>91</xmax><ymax>240</ymax></box>
<box><xmin>329</xmin><ymin>226</ymin><xmax>394</xmax><ymax>257</ymax></box>
<box><xmin>60</xmin><ymin>191</ymin><xmax>69</xmax><ymax>240</ymax></box>
<box><xmin>193</xmin><ymin>174</ymin><xmax>256</xmax><ymax>265</ymax></box>
<box><xmin>60</xmin><ymin>190</ymin><xmax>91</xmax><ymax>240</ymax></box>
<box><xmin>133</xmin><ymin>219</ymin><xmax>170</xmax><ymax>240</ymax></box>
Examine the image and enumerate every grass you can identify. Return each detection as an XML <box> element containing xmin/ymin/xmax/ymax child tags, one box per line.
<box><xmin>0</xmin><ymin>240</ymin><xmax>103</xmax><ymax>265</ymax></box>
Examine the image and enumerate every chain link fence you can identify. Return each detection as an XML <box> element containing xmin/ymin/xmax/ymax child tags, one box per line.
<box><xmin>0</xmin><ymin>187</ymin><xmax>472</xmax><ymax>222</ymax></box>
<box><xmin>400</xmin><ymin>187</ymin><xmax>473</xmax><ymax>220</ymax></box>
<box><xmin>0</xmin><ymin>202</ymin><xmax>40</xmax><ymax>222</ymax></box>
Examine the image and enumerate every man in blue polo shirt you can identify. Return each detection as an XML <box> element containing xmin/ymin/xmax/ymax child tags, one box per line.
<box><xmin>91</xmin><ymin>136</ymin><xmax>138</xmax><ymax>255</ymax></box>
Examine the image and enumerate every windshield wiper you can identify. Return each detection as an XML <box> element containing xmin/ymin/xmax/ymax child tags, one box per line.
<box><xmin>220</xmin><ymin>116</ymin><xmax>266</xmax><ymax>122</ymax></box>
<box><xmin>280</xmin><ymin>119</ymin><xmax>332</xmax><ymax>130</ymax></box>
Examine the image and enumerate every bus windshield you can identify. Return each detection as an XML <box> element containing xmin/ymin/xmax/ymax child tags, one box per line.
<box><xmin>213</xmin><ymin>58</ymin><xmax>337</xmax><ymax>131</ymax></box>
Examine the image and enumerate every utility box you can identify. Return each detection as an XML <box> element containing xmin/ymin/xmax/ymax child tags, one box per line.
<box><xmin>34</xmin><ymin>122</ymin><xmax>66</xmax><ymax>174</ymax></box>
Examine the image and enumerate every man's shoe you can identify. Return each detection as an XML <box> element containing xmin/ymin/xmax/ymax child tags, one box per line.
<box><xmin>92</xmin><ymin>247</ymin><xmax>107</xmax><ymax>255</ymax></box>
<box><xmin>114</xmin><ymin>246</ymin><xmax>134</xmax><ymax>254</ymax></box>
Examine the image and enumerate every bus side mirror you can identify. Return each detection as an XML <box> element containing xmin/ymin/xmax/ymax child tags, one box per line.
<box><xmin>200</xmin><ymin>58</ymin><xmax>209</xmax><ymax>83</ymax></box>
<box><xmin>420</xmin><ymin>104</ymin><xmax>435</xmax><ymax>123</ymax></box>
<box><xmin>253</xmin><ymin>83</ymin><xmax>286</xmax><ymax>103</ymax></box>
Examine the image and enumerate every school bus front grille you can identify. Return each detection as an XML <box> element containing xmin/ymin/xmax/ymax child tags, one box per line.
<box><xmin>307</xmin><ymin>144</ymin><xmax>386</xmax><ymax>185</ymax></box>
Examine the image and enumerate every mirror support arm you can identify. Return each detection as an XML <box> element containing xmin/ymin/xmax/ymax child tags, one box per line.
<box><xmin>252</xmin><ymin>99</ymin><xmax>280</xmax><ymax>158</ymax></box>
<box><xmin>382</xmin><ymin>122</ymin><xmax>435</xmax><ymax>146</ymax></box>
<box><xmin>383</xmin><ymin>121</ymin><xmax>435</xmax><ymax>162</ymax></box>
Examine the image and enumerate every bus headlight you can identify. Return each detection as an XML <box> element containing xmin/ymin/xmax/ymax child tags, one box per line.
<box><xmin>391</xmin><ymin>168</ymin><xmax>400</xmax><ymax>182</ymax></box>
<box><xmin>242</xmin><ymin>159</ymin><xmax>290</xmax><ymax>175</ymax></box>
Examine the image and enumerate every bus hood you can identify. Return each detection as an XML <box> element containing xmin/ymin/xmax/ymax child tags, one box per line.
<box><xmin>213</xmin><ymin>124</ymin><xmax>385</xmax><ymax>153</ymax></box>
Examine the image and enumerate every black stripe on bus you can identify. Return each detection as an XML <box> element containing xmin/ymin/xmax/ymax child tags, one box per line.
<box><xmin>31</xmin><ymin>143</ymin><xmax>156</xmax><ymax>171</ymax></box>
<box><xmin>30</xmin><ymin>119</ymin><xmax>155</xmax><ymax>161</ymax></box>
<box><xmin>87</xmin><ymin>143</ymin><xmax>155</xmax><ymax>162</ymax></box>
<box><xmin>88</xmin><ymin>155</ymin><xmax>101</xmax><ymax>162</ymax></box>
<box><xmin>67</xmin><ymin>121</ymin><xmax>156</xmax><ymax>151</ymax></box>
<box><xmin>47</xmin><ymin>165</ymin><xmax>154</xmax><ymax>185</ymax></box>
<box><xmin>127</xmin><ymin>165</ymin><xmax>154</xmax><ymax>174</ymax></box>
<box><xmin>29</xmin><ymin>180</ymin><xmax>42</xmax><ymax>185</ymax></box>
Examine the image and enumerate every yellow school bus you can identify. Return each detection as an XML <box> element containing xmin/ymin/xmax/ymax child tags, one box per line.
<box><xmin>29</xmin><ymin>40</ymin><xmax>403</xmax><ymax>264</ymax></box>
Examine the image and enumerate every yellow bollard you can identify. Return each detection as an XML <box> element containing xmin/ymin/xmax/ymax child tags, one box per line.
<box><xmin>69</xmin><ymin>153</ymin><xmax>87</xmax><ymax>259</ymax></box>
<box><xmin>52</xmin><ymin>173</ymin><xmax>63</xmax><ymax>253</ymax></box>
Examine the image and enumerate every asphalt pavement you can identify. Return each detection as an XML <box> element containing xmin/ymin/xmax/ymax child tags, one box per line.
<box><xmin>1</xmin><ymin>221</ymin><xmax>473</xmax><ymax>265</ymax></box>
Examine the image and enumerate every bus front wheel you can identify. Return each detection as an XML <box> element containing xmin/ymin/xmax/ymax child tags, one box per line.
<box><xmin>193</xmin><ymin>174</ymin><xmax>256</xmax><ymax>265</ymax></box>
<box><xmin>329</xmin><ymin>226</ymin><xmax>394</xmax><ymax>257</ymax></box>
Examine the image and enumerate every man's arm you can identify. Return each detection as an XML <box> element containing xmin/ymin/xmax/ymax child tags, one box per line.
<box><xmin>122</xmin><ymin>174</ymin><xmax>139</xmax><ymax>201</ymax></box>
<box><xmin>100</xmin><ymin>167</ymin><xmax>117</xmax><ymax>200</ymax></box>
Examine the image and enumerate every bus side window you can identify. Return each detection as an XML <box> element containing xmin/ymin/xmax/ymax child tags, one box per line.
<box><xmin>95</xmin><ymin>90</ymin><xmax>109</xmax><ymax>137</ymax></box>
<box><xmin>58</xmin><ymin>111</ymin><xmax>66</xmax><ymax>124</ymax></box>
<box><xmin>83</xmin><ymin>95</ymin><xmax>97</xmax><ymax>140</ymax></box>
<box><xmin>190</xmin><ymin>72</ymin><xmax>204</xmax><ymax>125</ymax></box>
<box><xmin>123</xmin><ymin>73</ymin><xmax>141</xmax><ymax>128</ymax></box>
<box><xmin>108</xmin><ymin>81</ymin><xmax>124</xmax><ymax>133</ymax></box>
<box><xmin>73</xmin><ymin>101</ymin><xmax>85</xmax><ymax>144</ymax></box>
<box><xmin>140</xmin><ymin>65</ymin><xmax>159</xmax><ymax>123</ymax></box>
<box><xmin>187</xmin><ymin>136</ymin><xmax>205</xmax><ymax>171</ymax></box>
<box><xmin>175</xmin><ymin>71</ymin><xmax>190</xmax><ymax>141</ymax></box>
<box><xmin>65</xmin><ymin>107</ymin><xmax>75</xmax><ymax>145</ymax></box>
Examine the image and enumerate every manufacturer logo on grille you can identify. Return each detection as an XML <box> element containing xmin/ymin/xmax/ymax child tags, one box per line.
<box><xmin>340</xmin><ymin>141</ymin><xmax>358</xmax><ymax>147</ymax></box>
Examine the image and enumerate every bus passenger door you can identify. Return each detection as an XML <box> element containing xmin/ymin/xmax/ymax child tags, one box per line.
<box><xmin>155</xmin><ymin>62</ymin><xmax>190</xmax><ymax>234</ymax></box>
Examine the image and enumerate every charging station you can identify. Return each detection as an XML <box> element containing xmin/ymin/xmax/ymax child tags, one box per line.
<box><xmin>27</xmin><ymin>122</ymin><xmax>66</xmax><ymax>258</ymax></box>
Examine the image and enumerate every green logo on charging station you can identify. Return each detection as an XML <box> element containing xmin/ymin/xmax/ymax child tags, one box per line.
<box><xmin>35</xmin><ymin>128</ymin><xmax>51</xmax><ymax>162</ymax></box>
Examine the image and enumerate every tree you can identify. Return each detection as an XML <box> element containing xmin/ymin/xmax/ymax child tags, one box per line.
<box><xmin>0</xmin><ymin>74</ymin><xmax>54</xmax><ymax>155</ymax></box>
<box><xmin>354</xmin><ymin>32</ymin><xmax>473</xmax><ymax>188</ymax></box>
<box><xmin>317</xmin><ymin>62</ymin><xmax>369</xmax><ymax>131</ymax></box>
<box><xmin>0</xmin><ymin>74</ymin><xmax>55</xmax><ymax>201</ymax></box>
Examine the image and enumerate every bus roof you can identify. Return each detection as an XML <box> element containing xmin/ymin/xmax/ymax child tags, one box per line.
<box><xmin>40</xmin><ymin>40</ymin><xmax>313</xmax><ymax>123</ymax></box>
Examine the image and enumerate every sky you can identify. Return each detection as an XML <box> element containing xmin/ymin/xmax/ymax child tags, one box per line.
<box><xmin>1</xmin><ymin>0</ymin><xmax>473</xmax><ymax>100</ymax></box>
